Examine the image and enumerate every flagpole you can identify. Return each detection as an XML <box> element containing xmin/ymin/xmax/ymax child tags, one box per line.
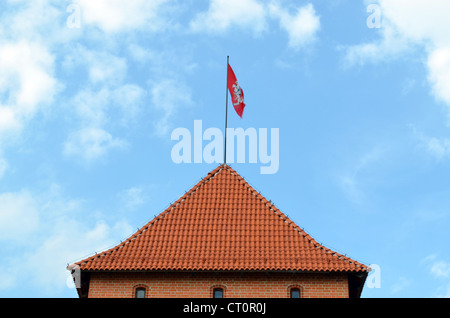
<box><xmin>224</xmin><ymin>55</ymin><xmax>229</xmax><ymax>165</ymax></box>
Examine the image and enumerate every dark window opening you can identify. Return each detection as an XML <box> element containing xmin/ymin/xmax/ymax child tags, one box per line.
<box><xmin>213</xmin><ymin>288</ymin><xmax>223</xmax><ymax>298</ymax></box>
<box><xmin>135</xmin><ymin>287</ymin><xmax>146</xmax><ymax>298</ymax></box>
<box><xmin>290</xmin><ymin>288</ymin><xmax>300</xmax><ymax>298</ymax></box>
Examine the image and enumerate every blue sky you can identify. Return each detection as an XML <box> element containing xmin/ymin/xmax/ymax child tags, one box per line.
<box><xmin>0</xmin><ymin>0</ymin><xmax>450</xmax><ymax>298</ymax></box>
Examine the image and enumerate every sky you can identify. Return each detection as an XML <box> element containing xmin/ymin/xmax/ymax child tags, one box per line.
<box><xmin>0</xmin><ymin>0</ymin><xmax>450</xmax><ymax>298</ymax></box>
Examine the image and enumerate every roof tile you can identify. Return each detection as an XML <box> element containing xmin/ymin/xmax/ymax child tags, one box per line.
<box><xmin>72</xmin><ymin>164</ymin><xmax>368</xmax><ymax>273</ymax></box>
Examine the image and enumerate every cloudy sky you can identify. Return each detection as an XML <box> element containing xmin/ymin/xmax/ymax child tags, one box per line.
<box><xmin>1</xmin><ymin>0</ymin><xmax>450</xmax><ymax>298</ymax></box>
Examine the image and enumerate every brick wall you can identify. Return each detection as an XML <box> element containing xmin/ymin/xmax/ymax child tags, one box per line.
<box><xmin>86</xmin><ymin>271</ymin><xmax>349</xmax><ymax>298</ymax></box>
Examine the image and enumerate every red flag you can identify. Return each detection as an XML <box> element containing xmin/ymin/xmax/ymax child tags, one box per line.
<box><xmin>227</xmin><ymin>64</ymin><xmax>245</xmax><ymax>118</ymax></box>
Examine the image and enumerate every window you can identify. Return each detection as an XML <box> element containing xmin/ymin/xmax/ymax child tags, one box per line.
<box><xmin>135</xmin><ymin>287</ymin><xmax>146</xmax><ymax>298</ymax></box>
<box><xmin>213</xmin><ymin>288</ymin><xmax>223</xmax><ymax>298</ymax></box>
<box><xmin>290</xmin><ymin>288</ymin><xmax>300</xmax><ymax>298</ymax></box>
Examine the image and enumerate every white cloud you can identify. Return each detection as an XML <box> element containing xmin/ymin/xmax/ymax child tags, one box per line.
<box><xmin>390</xmin><ymin>276</ymin><xmax>411</xmax><ymax>294</ymax></box>
<box><xmin>340</xmin><ymin>175</ymin><xmax>365</xmax><ymax>205</ymax></box>
<box><xmin>63</xmin><ymin>47</ymin><xmax>128</xmax><ymax>86</ymax></box>
<box><xmin>0</xmin><ymin>187</ymin><xmax>134</xmax><ymax>295</ymax></box>
<box><xmin>127</xmin><ymin>44</ymin><xmax>156</xmax><ymax>63</ymax></box>
<box><xmin>63</xmin><ymin>83</ymin><xmax>146</xmax><ymax>162</ymax></box>
<box><xmin>3</xmin><ymin>0</ymin><xmax>68</xmax><ymax>43</ymax></box>
<box><xmin>190</xmin><ymin>0</ymin><xmax>267</xmax><ymax>35</ymax></box>
<box><xmin>0</xmin><ymin>42</ymin><xmax>56</xmax><ymax>108</ymax></box>
<box><xmin>76</xmin><ymin>0</ymin><xmax>170</xmax><ymax>33</ymax></box>
<box><xmin>88</xmin><ymin>54</ymin><xmax>127</xmax><ymax>86</ymax></box>
<box><xmin>0</xmin><ymin>158</ymin><xmax>7</xmax><ymax>179</ymax></box>
<box><xmin>427</xmin><ymin>47</ymin><xmax>450</xmax><ymax>106</ymax></box>
<box><xmin>0</xmin><ymin>2</ymin><xmax>63</xmax><ymax>178</ymax></box>
<box><xmin>338</xmin><ymin>145</ymin><xmax>388</xmax><ymax>206</ymax></box>
<box><xmin>377</xmin><ymin>0</ymin><xmax>450</xmax><ymax>47</ymax></box>
<box><xmin>431</xmin><ymin>261</ymin><xmax>450</xmax><ymax>278</ymax></box>
<box><xmin>63</xmin><ymin>88</ymin><xmax>119</xmax><ymax>162</ymax></box>
<box><xmin>423</xmin><ymin>255</ymin><xmax>450</xmax><ymax>298</ymax></box>
<box><xmin>63</xmin><ymin>127</ymin><xmax>127</xmax><ymax>162</ymax></box>
<box><xmin>413</xmin><ymin>127</ymin><xmax>450</xmax><ymax>160</ymax></box>
<box><xmin>25</xmin><ymin>218</ymin><xmax>132</xmax><ymax>294</ymax></box>
<box><xmin>437</xmin><ymin>284</ymin><xmax>450</xmax><ymax>298</ymax></box>
<box><xmin>0</xmin><ymin>266</ymin><xmax>17</xmax><ymax>291</ymax></box>
<box><xmin>66</xmin><ymin>57</ymin><xmax>137</xmax><ymax>122</ymax></box>
<box><xmin>190</xmin><ymin>1</ymin><xmax>321</xmax><ymax>49</ymax></box>
<box><xmin>113</xmin><ymin>84</ymin><xmax>147</xmax><ymax>125</ymax></box>
<box><xmin>0</xmin><ymin>107</ymin><xmax>21</xmax><ymax>140</ymax></box>
<box><xmin>0</xmin><ymin>190</ymin><xmax>39</xmax><ymax>243</ymax></box>
<box><xmin>0</xmin><ymin>41</ymin><xmax>58</xmax><ymax>142</ymax></box>
<box><xmin>425</xmin><ymin>137</ymin><xmax>450</xmax><ymax>160</ymax></box>
<box><xmin>62</xmin><ymin>46</ymin><xmax>147</xmax><ymax>161</ymax></box>
<box><xmin>344</xmin><ymin>1</ymin><xmax>450</xmax><ymax>109</ymax></box>
<box><xmin>150</xmin><ymin>79</ymin><xmax>192</xmax><ymax>136</ymax></box>
<box><xmin>268</xmin><ymin>3</ymin><xmax>320</xmax><ymax>50</ymax></box>
<box><xmin>71</xmin><ymin>88</ymin><xmax>111</xmax><ymax>128</ymax></box>
<box><xmin>119</xmin><ymin>187</ymin><xmax>146</xmax><ymax>211</ymax></box>
<box><xmin>348</xmin><ymin>0</ymin><xmax>450</xmax><ymax>60</ymax></box>
<box><xmin>343</xmin><ymin>25</ymin><xmax>411</xmax><ymax>66</ymax></box>
<box><xmin>70</xmin><ymin>84</ymin><xmax>146</xmax><ymax>129</ymax></box>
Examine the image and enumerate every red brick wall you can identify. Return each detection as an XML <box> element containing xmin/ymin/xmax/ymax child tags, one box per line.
<box><xmin>86</xmin><ymin>271</ymin><xmax>349</xmax><ymax>298</ymax></box>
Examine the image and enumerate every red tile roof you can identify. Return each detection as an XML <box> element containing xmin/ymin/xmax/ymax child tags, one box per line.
<box><xmin>72</xmin><ymin>164</ymin><xmax>368</xmax><ymax>273</ymax></box>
